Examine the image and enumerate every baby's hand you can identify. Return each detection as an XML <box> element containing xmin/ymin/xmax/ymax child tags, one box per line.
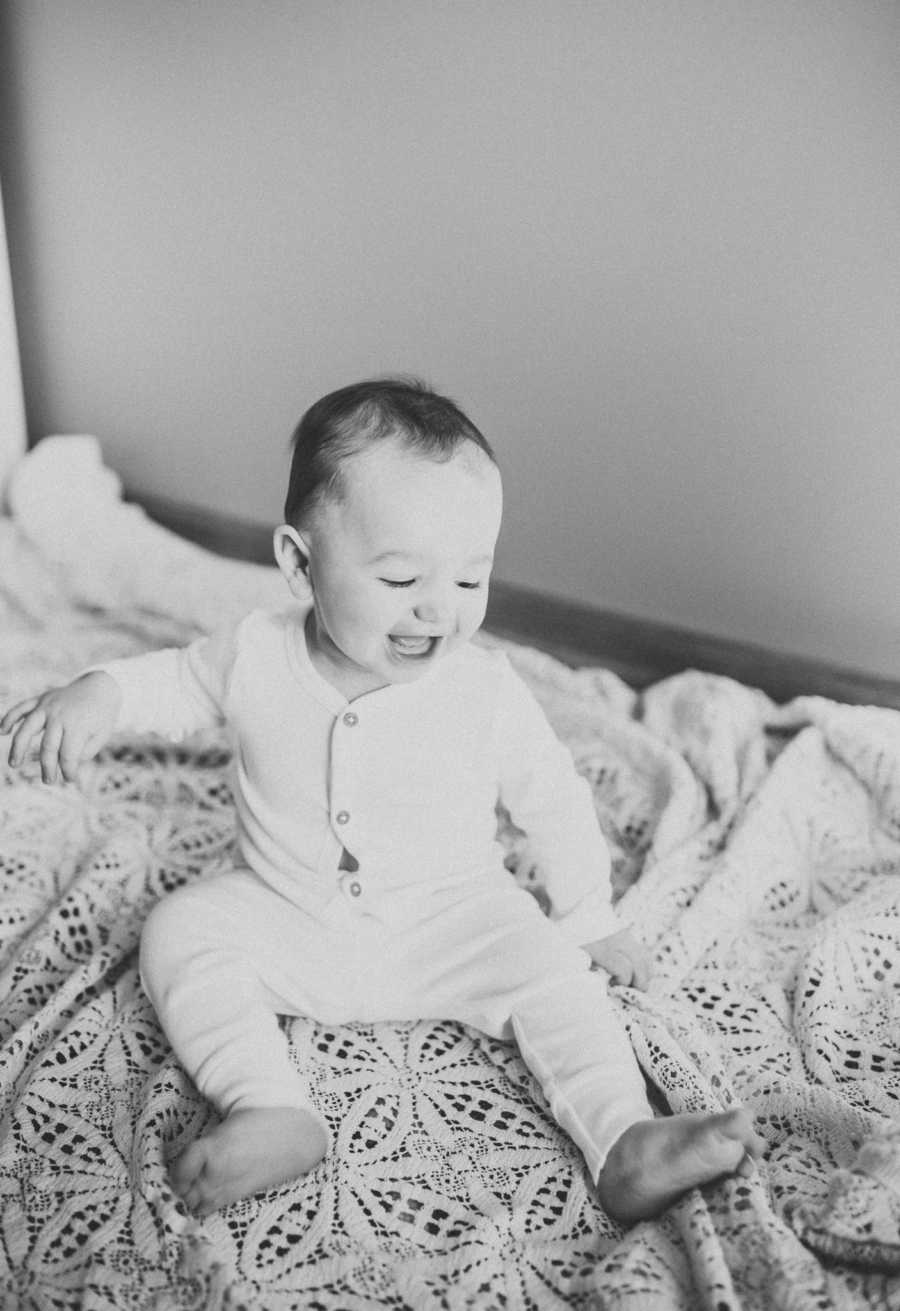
<box><xmin>1</xmin><ymin>672</ymin><xmax>121</xmax><ymax>785</ymax></box>
<box><xmin>583</xmin><ymin>928</ymin><xmax>652</xmax><ymax>989</ymax></box>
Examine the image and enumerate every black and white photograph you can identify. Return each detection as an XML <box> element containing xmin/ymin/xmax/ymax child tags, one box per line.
<box><xmin>0</xmin><ymin>3</ymin><xmax>898</xmax><ymax>1307</ymax></box>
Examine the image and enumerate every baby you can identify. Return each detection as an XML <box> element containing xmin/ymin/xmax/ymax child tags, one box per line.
<box><xmin>1</xmin><ymin>378</ymin><xmax>763</xmax><ymax>1221</ymax></box>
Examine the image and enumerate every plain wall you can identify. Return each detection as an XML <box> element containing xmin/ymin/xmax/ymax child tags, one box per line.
<box><xmin>1</xmin><ymin>1</ymin><xmax>898</xmax><ymax>678</ymax></box>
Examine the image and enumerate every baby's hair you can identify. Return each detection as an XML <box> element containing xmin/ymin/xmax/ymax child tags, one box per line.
<box><xmin>284</xmin><ymin>377</ymin><xmax>497</xmax><ymax>527</ymax></box>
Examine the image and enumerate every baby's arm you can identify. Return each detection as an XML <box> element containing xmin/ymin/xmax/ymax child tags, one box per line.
<box><xmin>495</xmin><ymin>656</ymin><xmax>653</xmax><ymax>982</ymax></box>
<box><xmin>1</xmin><ymin>672</ymin><xmax>122</xmax><ymax>785</ymax></box>
<box><xmin>2</xmin><ymin>622</ymin><xmax>240</xmax><ymax>786</ymax></box>
<box><xmin>495</xmin><ymin>659</ymin><xmax>622</xmax><ymax>941</ymax></box>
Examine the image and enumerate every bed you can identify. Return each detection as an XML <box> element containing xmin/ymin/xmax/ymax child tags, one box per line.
<box><xmin>1</xmin><ymin>438</ymin><xmax>899</xmax><ymax>1310</ymax></box>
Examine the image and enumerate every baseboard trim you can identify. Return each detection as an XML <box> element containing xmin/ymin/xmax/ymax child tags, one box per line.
<box><xmin>484</xmin><ymin>584</ymin><xmax>900</xmax><ymax>709</ymax></box>
<box><xmin>132</xmin><ymin>488</ymin><xmax>900</xmax><ymax>709</ymax></box>
<box><xmin>136</xmin><ymin>489</ymin><xmax>277</xmax><ymax>565</ymax></box>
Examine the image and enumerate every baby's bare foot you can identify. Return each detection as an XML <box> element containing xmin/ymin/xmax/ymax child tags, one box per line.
<box><xmin>597</xmin><ymin>1107</ymin><xmax>765</xmax><ymax>1224</ymax></box>
<box><xmin>171</xmin><ymin>1106</ymin><xmax>328</xmax><ymax>1217</ymax></box>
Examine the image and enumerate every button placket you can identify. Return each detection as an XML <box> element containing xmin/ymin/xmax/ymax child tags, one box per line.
<box><xmin>331</xmin><ymin>702</ymin><xmax>362</xmax><ymax>880</ymax></box>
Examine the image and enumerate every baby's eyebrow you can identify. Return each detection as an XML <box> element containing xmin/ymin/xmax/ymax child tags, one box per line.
<box><xmin>368</xmin><ymin>551</ymin><xmax>494</xmax><ymax>568</ymax></box>
<box><xmin>368</xmin><ymin>551</ymin><xmax>415</xmax><ymax>565</ymax></box>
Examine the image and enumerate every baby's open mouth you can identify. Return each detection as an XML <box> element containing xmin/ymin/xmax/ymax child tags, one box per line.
<box><xmin>388</xmin><ymin>635</ymin><xmax>438</xmax><ymax>658</ymax></box>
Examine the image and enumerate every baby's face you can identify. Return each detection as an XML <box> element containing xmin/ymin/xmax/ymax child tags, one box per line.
<box><xmin>302</xmin><ymin>440</ymin><xmax>502</xmax><ymax>697</ymax></box>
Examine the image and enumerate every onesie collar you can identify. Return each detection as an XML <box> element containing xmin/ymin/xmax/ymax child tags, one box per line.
<box><xmin>283</xmin><ymin>603</ymin><xmax>452</xmax><ymax>714</ymax></box>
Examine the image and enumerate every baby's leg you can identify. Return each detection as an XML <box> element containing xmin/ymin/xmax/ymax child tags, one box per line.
<box><xmin>510</xmin><ymin>976</ymin><xmax>764</xmax><ymax>1222</ymax></box>
<box><xmin>140</xmin><ymin>875</ymin><xmax>333</xmax><ymax>1215</ymax></box>
<box><xmin>408</xmin><ymin>886</ymin><xmax>762</xmax><ymax>1223</ymax></box>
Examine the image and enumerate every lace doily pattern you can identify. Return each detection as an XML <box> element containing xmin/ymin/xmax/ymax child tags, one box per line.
<box><xmin>2</xmin><ymin>517</ymin><xmax>900</xmax><ymax>1310</ymax></box>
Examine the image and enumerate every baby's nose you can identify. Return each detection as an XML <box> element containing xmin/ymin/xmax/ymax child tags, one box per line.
<box><xmin>414</xmin><ymin>594</ymin><xmax>452</xmax><ymax>625</ymax></box>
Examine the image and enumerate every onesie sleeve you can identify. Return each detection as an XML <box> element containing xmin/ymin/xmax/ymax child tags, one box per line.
<box><xmin>494</xmin><ymin>656</ymin><xmax>621</xmax><ymax>946</ymax></box>
<box><xmin>90</xmin><ymin>620</ymin><xmax>239</xmax><ymax>742</ymax></box>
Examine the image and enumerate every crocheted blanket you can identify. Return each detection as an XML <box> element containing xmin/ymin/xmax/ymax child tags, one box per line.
<box><xmin>1</xmin><ymin>443</ymin><xmax>899</xmax><ymax>1309</ymax></box>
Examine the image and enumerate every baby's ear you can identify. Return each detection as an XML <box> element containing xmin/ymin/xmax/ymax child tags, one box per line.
<box><xmin>273</xmin><ymin>524</ymin><xmax>313</xmax><ymax>598</ymax></box>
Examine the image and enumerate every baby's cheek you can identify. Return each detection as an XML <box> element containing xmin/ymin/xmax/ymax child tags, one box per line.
<box><xmin>465</xmin><ymin>602</ymin><xmax>489</xmax><ymax>637</ymax></box>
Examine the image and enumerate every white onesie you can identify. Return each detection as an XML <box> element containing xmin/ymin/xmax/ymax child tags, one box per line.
<box><xmin>101</xmin><ymin>605</ymin><xmax>653</xmax><ymax>1179</ymax></box>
